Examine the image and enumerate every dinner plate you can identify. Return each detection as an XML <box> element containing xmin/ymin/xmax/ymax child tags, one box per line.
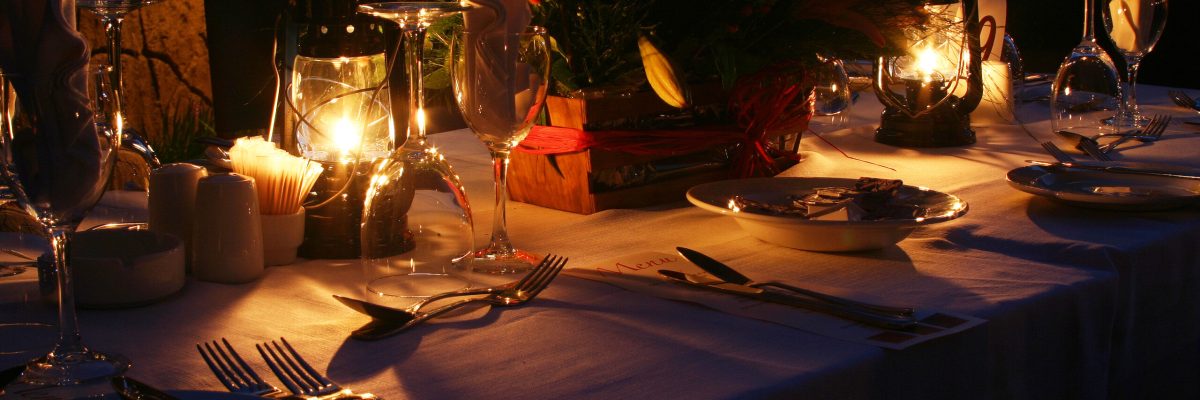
<box><xmin>687</xmin><ymin>177</ymin><xmax>968</xmax><ymax>251</ymax></box>
<box><xmin>1006</xmin><ymin>164</ymin><xmax>1200</xmax><ymax>211</ymax></box>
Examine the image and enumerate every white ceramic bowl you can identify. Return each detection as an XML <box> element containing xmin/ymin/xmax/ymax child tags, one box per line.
<box><xmin>687</xmin><ymin>177</ymin><xmax>968</xmax><ymax>252</ymax></box>
<box><xmin>73</xmin><ymin>229</ymin><xmax>185</xmax><ymax>308</ymax></box>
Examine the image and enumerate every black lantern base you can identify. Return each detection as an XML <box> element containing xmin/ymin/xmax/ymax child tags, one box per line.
<box><xmin>299</xmin><ymin>159</ymin><xmax>413</xmax><ymax>260</ymax></box>
<box><xmin>875</xmin><ymin>101</ymin><xmax>976</xmax><ymax>148</ymax></box>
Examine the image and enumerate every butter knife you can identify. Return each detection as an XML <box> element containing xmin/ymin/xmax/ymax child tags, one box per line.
<box><xmin>658</xmin><ymin>270</ymin><xmax>917</xmax><ymax>330</ymax></box>
<box><xmin>112</xmin><ymin>376</ymin><xmax>180</xmax><ymax>400</ymax></box>
<box><xmin>1026</xmin><ymin>160</ymin><xmax>1200</xmax><ymax>180</ymax></box>
<box><xmin>0</xmin><ymin>364</ymin><xmax>25</xmax><ymax>396</ymax></box>
<box><xmin>676</xmin><ymin>247</ymin><xmax>916</xmax><ymax>318</ymax></box>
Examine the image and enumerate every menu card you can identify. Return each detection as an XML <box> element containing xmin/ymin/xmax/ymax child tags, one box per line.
<box><xmin>565</xmin><ymin>251</ymin><xmax>985</xmax><ymax>350</ymax></box>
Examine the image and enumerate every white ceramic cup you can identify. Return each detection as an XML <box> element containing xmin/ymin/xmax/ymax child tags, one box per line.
<box><xmin>261</xmin><ymin>208</ymin><xmax>305</xmax><ymax>266</ymax></box>
<box><xmin>192</xmin><ymin>173</ymin><xmax>264</xmax><ymax>283</ymax></box>
<box><xmin>148</xmin><ymin>163</ymin><xmax>207</xmax><ymax>268</ymax></box>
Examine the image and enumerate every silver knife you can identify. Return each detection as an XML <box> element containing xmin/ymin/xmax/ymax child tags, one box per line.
<box><xmin>676</xmin><ymin>247</ymin><xmax>916</xmax><ymax>318</ymax></box>
<box><xmin>658</xmin><ymin>269</ymin><xmax>917</xmax><ymax>330</ymax></box>
<box><xmin>1026</xmin><ymin>160</ymin><xmax>1200</xmax><ymax>180</ymax></box>
<box><xmin>112</xmin><ymin>376</ymin><xmax>180</xmax><ymax>400</ymax></box>
<box><xmin>0</xmin><ymin>364</ymin><xmax>25</xmax><ymax>396</ymax></box>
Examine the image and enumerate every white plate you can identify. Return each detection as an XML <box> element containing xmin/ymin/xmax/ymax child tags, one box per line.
<box><xmin>1006</xmin><ymin>164</ymin><xmax>1200</xmax><ymax>211</ymax></box>
<box><xmin>687</xmin><ymin>177</ymin><xmax>968</xmax><ymax>252</ymax></box>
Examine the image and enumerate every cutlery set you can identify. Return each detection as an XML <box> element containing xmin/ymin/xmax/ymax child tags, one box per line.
<box><xmin>334</xmin><ymin>254</ymin><xmax>568</xmax><ymax>340</ymax></box>
<box><xmin>1053</xmin><ymin>114</ymin><xmax>1172</xmax><ymax>162</ymax></box>
<box><xmin>660</xmin><ymin>247</ymin><xmax>919</xmax><ymax>330</ymax></box>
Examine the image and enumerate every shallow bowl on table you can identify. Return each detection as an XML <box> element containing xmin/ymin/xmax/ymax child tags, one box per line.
<box><xmin>686</xmin><ymin>177</ymin><xmax>968</xmax><ymax>252</ymax></box>
<box><xmin>72</xmin><ymin>229</ymin><xmax>184</xmax><ymax>308</ymax></box>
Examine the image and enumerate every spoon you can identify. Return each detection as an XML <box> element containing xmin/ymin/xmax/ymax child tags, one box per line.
<box><xmin>332</xmin><ymin>295</ymin><xmax>418</xmax><ymax>323</ymax></box>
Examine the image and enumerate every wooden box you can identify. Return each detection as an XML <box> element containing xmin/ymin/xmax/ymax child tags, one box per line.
<box><xmin>507</xmin><ymin>87</ymin><xmax>736</xmax><ymax>214</ymax></box>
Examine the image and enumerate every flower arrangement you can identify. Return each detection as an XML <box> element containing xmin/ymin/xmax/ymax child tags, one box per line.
<box><xmin>531</xmin><ymin>0</ymin><xmax>928</xmax><ymax>98</ymax></box>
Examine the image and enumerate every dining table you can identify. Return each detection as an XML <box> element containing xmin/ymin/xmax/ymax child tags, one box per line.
<box><xmin>2</xmin><ymin>84</ymin><xmax>1199</xmax><ymax>400</ymax></box>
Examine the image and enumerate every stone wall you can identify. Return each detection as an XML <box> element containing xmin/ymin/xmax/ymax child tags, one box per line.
<box><xmin>77</xmin><ymin>0</ymin><xmax>212</xmax><ymax>143</ymax></box>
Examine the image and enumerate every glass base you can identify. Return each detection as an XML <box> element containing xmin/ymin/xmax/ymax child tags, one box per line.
<box><xmin>1104</xmin><ymin>113</ymin><xmax>1150</xmax><ymax>129</ymax></box>
<box><xmin>367</xmin><ymin>273</ymin><xmax>472</xmax><ymax>309</ymax></box>
<box><xmin>470</xmin><ymin>249</ymin><xmax>539</xmax><ymax>275</ymax></box>
<box><xmin>21</xmin><ymin>349</ymin><xmax>130</xmax><ymax>386</ymax></box>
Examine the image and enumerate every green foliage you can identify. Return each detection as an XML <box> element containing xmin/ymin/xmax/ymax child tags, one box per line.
<box><xmin>153</xmin><ymin>102</ymin><xmax>215</xmax><ymax>164</ymax></box>
<box><xmin>532</xmin><ymin>0</ymin><xmax>927</xmax><ymax>95</ymax></box>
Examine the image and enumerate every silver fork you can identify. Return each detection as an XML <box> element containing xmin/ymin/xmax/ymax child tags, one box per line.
<box><xmin>1041</xmin><ymin>141</ymin><xmax>1075</xmax><ymax>163</ymax></box>
<box><xmin>196</xmin><ymin>338</ymin><xmax>283</xmax><ymax>398</ymax></box>
<box><xmin>350</xmin><ymin>255</ymin><xmax>569</xmax><ymax>340</ymax></box>
<box><xmin>1167</xmin><ymin>90</ymin><xmax>1200</xmax><ymax>112</ymax></box>
<box><xmin>256</xmin><ymin>337</ymin><xmax>375</xmax><ymax>399</ymax></box>
<box><xmin>1101</xmin><ymin>114</ymin><xmax>1171</xmax><ymax>153</ymax></box>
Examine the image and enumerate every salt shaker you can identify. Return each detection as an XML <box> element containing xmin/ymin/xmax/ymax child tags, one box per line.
<box><xmin>192</xmin><ymin>173</ymin><xmax>264</xmax><ymax>283</ymax></box>
<box><xmin>148</xmin><ymin>163</ymin><xmax>207</xmax><ymax>268</ymax></box>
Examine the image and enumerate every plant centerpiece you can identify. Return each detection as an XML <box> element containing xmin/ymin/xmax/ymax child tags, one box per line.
<box><xmin>505</xmin><ymin>0</ymin><xmax>927</xmax><ymax>214</ymax></box>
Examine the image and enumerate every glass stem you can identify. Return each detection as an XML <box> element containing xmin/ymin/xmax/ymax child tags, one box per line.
<box><xmin>1082</xmin><ymin>0</ymin><xmax>1097</xmax><ymax>42</ymax></box>
<box><xmin>49</xmin><ymin>225</ymin><xmax>85</xmax><ymax>357</ymax></box>
<box><xmin>1122</xmin><ymin>56</ymin><xmax>1142</xmax><ymax>117</ymax></box>
<box><xmin>102</xmin><ymin>16</ymin><xmax>124</xmax><ymax>108</ymax></box>
<box><xmin>402</xmin><ymin>27</ymin><xmax>427</xmax><ymax>147</ymax></box>
<box><xmin>487</xmin><ymin>150</ymin><xmax>515</xmax><ymax>256</ymax></box>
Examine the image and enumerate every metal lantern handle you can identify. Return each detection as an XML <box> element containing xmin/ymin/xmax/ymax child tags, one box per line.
<box><xmin>873</xmin><ymin>0</ymin><xmax>984</xmax><ymax>117</ymax></box>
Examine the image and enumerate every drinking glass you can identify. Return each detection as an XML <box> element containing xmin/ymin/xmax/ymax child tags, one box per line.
<box><xmin>77</xmin><ymin>0</ymin><xmax>161</xmax><ymax>126</ymax></box>
<box><xmin>808</xmin><ymin>54</ymin><xmax>852</xmax><ymax>134</ymax></box>
<box><xmin>357</xmin><ymin>2</ymin><xmax>476</xmax><ymax>307</ymax></box>
<box><xmin>451</xmin><ymin>27</ymin><xmax>550</xmax><ymax>274</ymax></box>
<box><xmin>1102</xmin><ymin>0</ymin><xmax>1168</xmax><ymax>128</ymax></box>
<box><xmin>0</xmin><ymin>65</ymin><xmax>128</xmax><ymax>385</ymax></box>
<box><xmin>1</xmin><ymin>74</ymin><xmax>27</xmax><ymax>278</ymax></box>
<box><xmin>1050</xmin><ymin>0</ymin><xmax>1123</xmax><ymax>139</ymax></box>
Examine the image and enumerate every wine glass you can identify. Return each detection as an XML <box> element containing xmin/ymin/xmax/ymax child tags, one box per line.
<box><xmin>1102</xmin><ymin>0</ymin><xmax>1168</xmax><ymax>128</ymax></box>
<box><xmin>808</xmin><ymin>54</ymin><xmax>852</xmax><ymax>134</ymax></box>
<box><xmin>1050</xmin><ymin>0</ymin><xmax>1124</xmax><ymax>140</ymax></box>
<box><xmin>77</xmin><ymin>0</ymin><xmax>162</xmax><ymax>126</ymax></box>
<box><xmin>0</xmin><ymin>65</ymin><xmax>128</xmax><ymax>385</ymax></box>
<box><xmin>1</xmin><ymin>72</ymin><xmax>28</xmax><ymax>278</ymax></box>
<box><xmin>451</xmin><ymin>26</ymin><xmax>550</xmax><ymax>274</ymax></box>
<box><xmin>357</xmin><ymin>2</ymin><xmax>477</xmax><ymax>307</ymax></box>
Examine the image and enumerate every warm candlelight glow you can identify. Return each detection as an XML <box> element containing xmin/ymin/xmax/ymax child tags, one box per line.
<box><xmin>917</xmin><ymin>47</ymin><xmax>940</xmax><ymax>82</ymax></box>
<box><xmin>332</xmin><ymin>117</ymin><xmax>363</xmax><ymax>159</ymax></box>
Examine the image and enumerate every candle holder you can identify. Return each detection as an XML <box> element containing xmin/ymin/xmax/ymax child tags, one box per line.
<box><xmin>287</xmin><ymin>0</ymin><xmax>395</xmax><ymax>259</ymax></box>
<box><xmin>873</xmin><ymin>0</ymin><xmax>983</xmax><ymax>148</ymax></box>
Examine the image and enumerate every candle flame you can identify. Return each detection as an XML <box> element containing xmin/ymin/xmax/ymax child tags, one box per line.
<box><xmin>333</xmin><ymin>117</ymin><xmax>362</xmax><ymax>159</ymax></box>
<box><xmin>917</xmin><ymin>47</ymin><xmax>939</xmax><ymax>82</ymax></box>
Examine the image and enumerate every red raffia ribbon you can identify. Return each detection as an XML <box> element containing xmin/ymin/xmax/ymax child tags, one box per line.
<box><xmin>516</xmin><ymin>64</ymin><xmax>813</xmax><ymax>180</ymax></box>
<box><xmin>728</xmin><ymin>61</ymin><xmax>814</xmax><ymax>178</ymax></box>
<box><xmin>517</xmin><ymin>125</ymin><xmax>744</xmax><ymax>156</ymax></box>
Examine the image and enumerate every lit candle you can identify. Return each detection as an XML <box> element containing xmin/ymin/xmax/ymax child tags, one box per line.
<box><xmin>971</xmin><ymin>60</ymin><xmax>1013</xmax><ymax>124</ymax></box>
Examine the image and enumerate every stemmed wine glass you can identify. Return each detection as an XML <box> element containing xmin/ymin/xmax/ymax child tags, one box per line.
<box><xmin>1050</xmin><ymin>0</ymin><xmax>1124</xmax><ymax>139</ymax></box>
<box><xmin>77</xmin><ymin>0</ymin><xmax>162</xmax><ymax>122</ymax></box>
<box><xmin>808</xmin><ymin>54</ymin><xmax>852</xmax><ymax>133</ymax></box>
<box><xmin>451</xmin><ymin>26</ymin><xmax>550</xmax><ymax>274</ymax></box>
<box><xmin>1102</xmin><ymin>0</ymin><xmax>1169</xmax><ymax>128</ymax></box>
<box><xmin>0</xmin><ymin>65</ymin><xmax>127</xmax><ymax>385</ymax></box>
<box><xmin>356</xmin><ymin>2</ymin><xmax>477</xmax><ymax>307</ymax></box>
<box><xmin>1</xmin><ymin>73</ymin><xmax>25</xmax><ymax>278</ymax></box>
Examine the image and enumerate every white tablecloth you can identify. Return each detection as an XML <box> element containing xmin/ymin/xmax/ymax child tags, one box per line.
<box><xmin>3</xmin><ymin>86</ymin><xmax>1199</xmax><ymax>399</ymax></box>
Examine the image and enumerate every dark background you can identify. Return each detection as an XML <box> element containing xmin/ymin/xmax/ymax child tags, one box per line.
<box><xmin>1008</xmin><ymin>1</ymin><xmax>1200</xmax><ymax>89</ymax></box>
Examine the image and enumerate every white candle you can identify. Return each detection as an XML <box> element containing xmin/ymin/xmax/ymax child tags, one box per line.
<box><xmin>972</xmin><ymin>60</ymin><xmax>1014</xmax><ymax>124</ymax></box>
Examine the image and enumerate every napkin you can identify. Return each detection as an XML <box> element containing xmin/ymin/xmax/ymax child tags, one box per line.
<box><xmin>0</xmin><ymin>0</ymin><xmax>103</xmax><ymax>217</ymax></box>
